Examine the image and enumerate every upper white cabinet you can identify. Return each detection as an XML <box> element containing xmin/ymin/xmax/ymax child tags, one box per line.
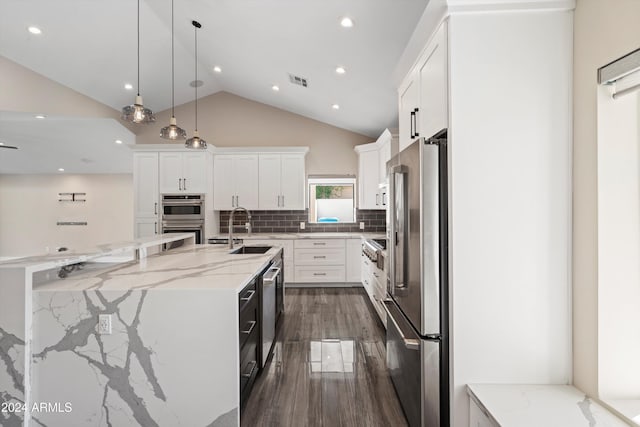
<box><xmin>133</xmin><ymin>152</ymin><xmax>159</xmax><ymax>218</ymax></box>
<box><xmin>355</xmin><ymin>129</ymin><xmax>395</xmax><ymax>210</ymax></box>
<box><xmin>214</xmin><ymin>154</ymin><xmax>259</xmax><ymax>210</ymax></box>
<box><xmin>213</xmin><ymin>147</ymin><xmax>308</xmax><ymax>211</ymax></box>
<box><xmin>418</xmin><ymin>23</ymin><xmax>448</xmax><ymax>141</ymax></box>
<box><xmin>398</xmin><ymin>77</ymin><xmax>420</xmax><ymax>152</ymax></box>
<box><xmin>398</xmin><ymin>22</ymin><xmax>448</xmax><ymax>152</ymax></box>
<box><xmin>259</xmin><ymin>154</ymin><xmax>306</xmax><ymax>210</ymax></box>
<box><xmin>159</xmin><ymin>152</ymin><xmax>208</xmax><ymax>194</ymax></box>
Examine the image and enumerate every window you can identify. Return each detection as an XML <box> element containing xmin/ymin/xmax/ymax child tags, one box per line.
<box><xmin>308</xmin><ymin>176</ymin><xmax>356</xmax><ymax>223</ymax></box>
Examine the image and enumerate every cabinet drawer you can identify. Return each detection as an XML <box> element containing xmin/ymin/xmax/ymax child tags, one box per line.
<box><xmin>239</xmin><ymin>326</ymin><xmax>259</xmax><ymax>408</ymax></box>
<box><xmin>294</xmin><ymin>239</ymin><xmax>345</xmax><ymax>249</ymax></box>
<box><xmin>294</xmin><ymin>248</ymin><xmax>345</xmax><ymax>265</ymax></box>
<box><xmin>239</xmin><ymin>298</ymin><xmax>258</xmax><ymax>350</ymax></box>
<box><xmin>294</xmin><ymin>266</ymin><xmax>346</xmax><ymax>283</ymax></box>
<box><xmin>238</xmin><ymin>280</ymin><xmax>257</xmax><ymax>313</ymax></box>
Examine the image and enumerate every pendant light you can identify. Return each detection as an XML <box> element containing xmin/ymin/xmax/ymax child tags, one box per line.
<box><xmin>121</xmin><ymin>0</ymin><xmax>156</xmax><ymax>124</ymax></box>
<box><xmin>160</xmin><ymin>0</ymin><xmax>186</xmax><ymax>140</ymax></box>
<box><xmin>185</xmin><ymin>20</ymin><xmax>207</xmax><ymax>149</ymax></box>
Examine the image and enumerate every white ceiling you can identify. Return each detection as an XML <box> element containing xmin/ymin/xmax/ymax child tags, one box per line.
<box><xmin>0</xmin><ymin>112</ymin><xmax>136</xmax><ymax>174</ymax></box>
<box><xmin>0</xmin><ymin>0</ymin><xmax>428</xmax><ymax>139</ymax></box>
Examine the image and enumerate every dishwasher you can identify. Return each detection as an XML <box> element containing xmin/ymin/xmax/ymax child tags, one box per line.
<box><xmin>261</xmin><ymin>258</ymin><xmax>281</xmax><ymax>368</ymax></box>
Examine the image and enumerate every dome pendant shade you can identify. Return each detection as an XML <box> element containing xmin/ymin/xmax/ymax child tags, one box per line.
<box><xmin>185</xmin><ymin>130</ymin><xmax>207</xmax><ymax>149</ymax></box>
<box><xmin>160</xmin><ymin>116</ymin><xmax>186</xmax><ymax>140</ymax></box>
<box><xmin>122</xmin><ymin>95</ymin><xmax>156</xmax><ymax>124</ymax></box>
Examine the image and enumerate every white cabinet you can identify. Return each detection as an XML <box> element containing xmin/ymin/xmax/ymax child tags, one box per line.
<box><xmin>213</xmin><ymin>155</ymin><xmax>259</xmax><ymax>210</ymax></box>
<box><xmin>418</xmin><ymin>23</ymin><xmax>448</xmax><ymax>140</ymax></box>
<box><xmin>379</xmin><ymin>137</ymin><xmax>391</xmax><ymax>185</ymax></box>
<box><xmin>398</xmin><ymin>76</ymin><xmax>420</xmax><ymax>152</ymax></box>
<box><xmin>133</xmin><ymin>152</ymin><xmax>159</xmax><ymax>238</ymax></box>
<box><xmin>357</xmin><ymin>148</ymin><xmax>381</xmax><ymax>210</ymax></box>
<box><xmin>398</xmin><ymin>22</ymin><xmax>448</xmax><ymax>153</ymax></box>
<box><xmin>293</xmin><ymin>239</ymin><xmax>346</xmax><ymax>283</ymax></box>
<box><xmin>159</xmin><ymin>152</ymin><xmax>208</xmax><ymax>194</ymax></box>
<box><xmin>258</xmin><ymin>154</ymin><xmax>305</xmax><ymax>210</ymax></box>
<box><xmin>346</xmin><ymin>238</ymin><xmax>362</xmax><ymax>283</ymax></box>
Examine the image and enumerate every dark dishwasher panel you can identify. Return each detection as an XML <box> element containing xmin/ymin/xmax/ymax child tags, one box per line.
<box><xmin>238</xmin><ymin>279</ymin><xmax>259</xmax><ymax>410</ymax></box>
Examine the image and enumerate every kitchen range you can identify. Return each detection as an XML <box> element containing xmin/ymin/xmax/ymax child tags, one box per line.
<box><xmin>385</xmin><ymin>129</ymin><xmax>449</xmax><ymax>427</ymax></box>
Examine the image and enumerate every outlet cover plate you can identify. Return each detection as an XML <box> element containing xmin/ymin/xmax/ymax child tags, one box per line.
<box><xmin>359</xmin><ymin>222</ymin><xmax>365</xmax><ymax>230</ymax></box>
<box><xmin>98</xmin><ymin>314</ymin><xmax>112</xmax><ymax>335</ymax></box>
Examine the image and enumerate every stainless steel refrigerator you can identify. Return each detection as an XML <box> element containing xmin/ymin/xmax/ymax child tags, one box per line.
<box><xmin>384</xmin><ymin>129</ymin><xmax>449</xmax><ymax>427</ymax></box>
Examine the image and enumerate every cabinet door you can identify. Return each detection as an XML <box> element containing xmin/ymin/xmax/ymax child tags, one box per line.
<box><xmin>135</xmin><ymin>217</ymin><xmax>158</xmax><ymax>238</ymax></box>
<box><xmin>233</xmin><ymin>155</ymin><xmax>259</xmax><ymax>209</ymax></box>
<box><xmin>398</xmin><ymin>76</ymin><xmax>419</xmax><ymax>152</ymax></box>
<box><xmin>358</xmin><ymin>149</ymin><xmax>381</xmax><ymax>210</ymax></box>
<box><xmin>346</xmin><ymin>239</ymin><xmax>362</xmax><ymax>282</ymax></box>
<box><xmin>419</xmin><ymin>22</ymin><xmax>448</xmax><ymax>140</ymax></box>
<box><xmin>379</xmin><ymin>140</ymin><xmax>391</xmax><ymax>185</ymax></box>
<box><xmin>133</xmin><ymin>152</ymin><xmax>159</xmax><ymax>218</ymax></box>
<box><xmin>214</xmin><ymin>155</ymin><xmax>235</xmax><ymax>210</ymax></box>
<box><xmin>182</xmin><ymin>152</ymin><xmax>208</xmax><ymax>194</ymax></box>
<box><xmin>280</xmin><ymin>154</ymin><xmax>305</xmax><ymax>210</ymax></box>
<box><xmin>258</xmin><ymin>154</ymin><xmax>282</xmax><ymax>210</ymax></box>
<box><xmin>159</xmin><ymin>152</ymin><xmax>183</xmax><ymax>193</ymax></box>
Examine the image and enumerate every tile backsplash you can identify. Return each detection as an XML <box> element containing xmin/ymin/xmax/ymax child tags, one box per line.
<box><xmin>219</xmin><ymin>210</ymin><xmax>386</xmax><ymax>234</ymax></box>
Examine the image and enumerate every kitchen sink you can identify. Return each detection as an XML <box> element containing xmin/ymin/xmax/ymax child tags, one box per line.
<box><xmin>229</xmin><ymin>246</ymin><xmax>272</xmax><ymax>255</ymax></box>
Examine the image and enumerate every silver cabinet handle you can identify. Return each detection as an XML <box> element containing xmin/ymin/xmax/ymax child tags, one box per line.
<box><xmin>382</xmin><ymin>300</ymin><xmax>419</xmax><ymax>351</ymax></box>
<box><xmin>179</xmin><ymin>178</ymin><xmax>183</xmax><ymax>191</ymax></box>
<box><xmin>313</xmin><ymin>256</ymin><xmax>326</xmax><ymax>259</ymax></box>
<box><xmin>154</xmin><ymin>222</ymin><xmax>157</xmax><ymax>234</ymax></box>
<box><xmin>242</xmin><ymin>360</ymin><xmax>257</xmax><ymax>379</ymax></box>
<box><xmin>231</xmin><ymin>196</ymin><xmax>235</xmax><ymax>207</ymax></box>
<box><xmin>240</xmin><ymin>290</ymin><xmax>255</xmax><ymax>302</ymax></box>
<box><xmin>313</xmin><ymin>242</ymin><xmax>326</xmax><ymax>246</ymax></box>
<box><xmin>376</xmin><ymin>193</ymin><xmax>380</xmax><ymax>206</ymax></box>
<box><xmin>240</xmin><ymin>320</ymin><xmax>257</xmax><ymax>335</ymax></box>
<box><xmin>183</xmin><ymin>178</ymin><xmax>187</xmax><ymax>191</ymax></box>
<box><xmin>263</xmin><ymin>267</ymin><xmax>281</xmax><ymax>283</ymax></box>
<box><xmin>154</xmin><ymin>202</ymin><xmax>157</xmax><ymax>215</ymax></box>
<box><xmin>282</xmin><ymin>195</ymin><xmax>284</xmax><ymax>207</ymax></box>
<box><xmin>313</xmin><ymin>272</ymin><xmax>326</xmax><ymax>276</ymax></box>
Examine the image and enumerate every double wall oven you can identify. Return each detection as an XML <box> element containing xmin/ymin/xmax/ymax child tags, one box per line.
<box><xmin>161</xmin><ymin>194</ymin><xmax>204</xmax><ymax>244</ymax></box>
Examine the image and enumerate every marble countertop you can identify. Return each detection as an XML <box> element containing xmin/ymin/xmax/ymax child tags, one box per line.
<box><xmin>209</xmin><ymin>232</ymin><xmax>386</xmax><ymax>240</ymax></box>
<box><xmin>33</xmin><ymin>242</ymin><xmax>281</xmax><ymax>293</ymax></box>
<box><xmin>467</xmin><ymin>384</ymin><xmax>630</xmax><ymax>427</ymax></box>
<box><xmin>0</xmin><ymin>233</ymin><xmax>195</xmax><ymax>273</ymax></box>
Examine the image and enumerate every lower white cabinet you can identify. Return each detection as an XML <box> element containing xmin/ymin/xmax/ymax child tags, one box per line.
<box><xmin>294</xmin><ymin>239</ymin><xmax>346</xmax><ymax>283</ymax></box>
<box><xmin>361</xmin><ymin>243</ymin><xmax>387</xmax><ymax>327</ymax></box>
<box><xmin>469</xmin><ymin>398</ymin><xmax>498</xmax><ymax>427</ymax></box>
<box><xmin>135</xmin><ymin>218</ymin><xmax>158</xmax><ymax>238</ymax></box>
<box><xmin>345</xmin><ymin>239</ymin><xmax>361</xmax><ymax>283</ymax></box>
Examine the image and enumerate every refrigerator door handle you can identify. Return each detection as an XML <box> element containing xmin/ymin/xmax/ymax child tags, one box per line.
<box><xmin>383</xmin><ymin>300</ymin><xmax>419</xmax><ymax>351</ymax></box>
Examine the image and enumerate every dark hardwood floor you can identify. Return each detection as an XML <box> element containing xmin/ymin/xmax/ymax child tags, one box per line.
<box><xmin>242</xmin><ymin>288</ymin><xmax>408</xmax><ymax>427</ymax></box>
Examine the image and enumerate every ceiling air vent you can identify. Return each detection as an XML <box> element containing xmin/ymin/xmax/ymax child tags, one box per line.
<box><xmin>288</xmin><ymin>73</ymin><xmax>309</xmax><ymax>88</ymax></box>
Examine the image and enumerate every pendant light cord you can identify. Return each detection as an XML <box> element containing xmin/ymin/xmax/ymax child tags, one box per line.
<box><xmin>137</xmin><ymin>0</ymin><xmax>140</xmax><ymax>97</ymax></box>
<box><xmin>194</xmin><ymin>23</ymin><xmax>198</xmax><ymax>131</ymax></box>
<box><xmin>171</xmin><ymin>0</ymin><xmax>175</xmax><ymax>118</ymax></box>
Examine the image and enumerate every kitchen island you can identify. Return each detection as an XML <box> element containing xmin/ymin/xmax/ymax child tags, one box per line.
<box><xmin>0</xmin><ymin>234</ymin><xmax>281</xmax><ymax>427</ymax></box>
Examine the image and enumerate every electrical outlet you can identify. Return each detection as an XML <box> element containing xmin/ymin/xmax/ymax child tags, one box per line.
<box><xmin>300</xmin><ymin>222</ymin><xmax>306</xmax><ymax>230</ymax></box>
<box><xmin>359</xmin><ymin>222</ymin><xmax>365</xmax><ymax>230</ymax></box>
<box><xmin>98</xmin><ymin>314</ymin><xmax>112</xmax><ymax>335</ymax></box>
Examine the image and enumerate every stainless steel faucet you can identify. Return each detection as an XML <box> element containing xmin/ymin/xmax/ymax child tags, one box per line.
<box><xmin>228</xmin><ymin>207</ymin><xmax>252</xmax><ymax>249</ymax></box>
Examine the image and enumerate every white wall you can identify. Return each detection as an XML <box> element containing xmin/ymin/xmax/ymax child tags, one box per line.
<box><xmin>316</xmin><ymin>199</ymin><xmax>354</xmax><ymax>223</ymax></box>
<box><xmin>572</xmin><ymin>0</ymin><xmax>640</xmax><ymax>397</ymax></box>
<box><xmin>596</xmin><ymin>87</ymin><xmax>640</xmax><ymax>399</ymax></box>
<box><xmin>0</xmin><ymin>174</ymin><xmax>133</xmax><ymax>257</ymax></box>
<box><xmin>448</xmin><ymin>10</ymin><xmax>573</xmax><ymax>427</ymax></box>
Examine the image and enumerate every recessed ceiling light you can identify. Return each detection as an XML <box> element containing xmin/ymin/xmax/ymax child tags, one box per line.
<box><xmin>115</xmin><ymin>139</ymin><xmax>123</xmax><ymax>144</ymax></box>
<box><xmin>340</xmin><ymin>17</ymin><xmax>353</xmax><ymax>28</ymax></box>
<box><xmin>28</xmin><ymin>26</ymin><xmax>42</xmax><ymax>35</ymax></box>
<box><xmin>0</xmin><ymin>143</ymin><xmax>4</xmax><ymax>146</ymax></box>
<box><xmin>58</xmin><ymin>168</ymin><xmax>65</xmax><ymax>172</ymax></box>
<box><xmin>335</xmin><ymin>66</ymin><xmax>346</xmax><ymax>74</ymax></box>
<box><xmin>332</xmin><ymin>104</ymin><xmax>340</xmax><ymax>110</ymax></box>
<box><xmin>34</xmin><ymin>115</ymin><xmax>46</xmax><ymax>119</ymax></box>
<box><xmin>213</xmin><ymin>66</ymin><xmax>222</xmax><ymax>73</ymax></box>
<box><xmin>124</xmin><ymin>83</ymin><xmax>133</xmax><ymax>90</ymax></box>
<box><xmin>272</xmin><ymin>85</ymin><xmax>280</xmax><ymax>92</ymax></box>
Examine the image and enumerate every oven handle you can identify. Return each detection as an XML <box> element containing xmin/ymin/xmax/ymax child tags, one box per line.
<box><xmin>161</xmin><ymin>224</ymin><xmax>204</xmax><ymax>229</ymax></box>
<box><xmin>161</xmin><ymin>200</ymin><xmax>204</xmax><ymax>205</ymax></box>
<box><xmin>263</xmin><ymin>267</ymin><xmax>281</xmax><ymax>284</ymax></box>
<box><xmin>382</xmin><ymin>299</ymin><xmax>420</xmax><ymax>351</ymax></box>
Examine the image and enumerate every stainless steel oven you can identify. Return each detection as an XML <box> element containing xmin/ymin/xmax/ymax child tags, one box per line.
<box><xmin>161</xmin><ymin>194</ymin><xmax>205</xmax><ymax>244</ymax></box>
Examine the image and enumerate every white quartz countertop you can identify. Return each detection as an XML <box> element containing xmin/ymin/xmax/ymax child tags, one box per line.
<box><xmin>33</xmin><ymin>243</ymin><xmax>281</xmax><ymax>293</ymax></box>
<box><xmin>467</xmin><ymin>384</ymin><xmax>630</xmax><ymax>427</ymax></box>
<box><xmin>209</xmin><ymin>232</ymin><xmax>386</xmax><ymax>240</ymax></box>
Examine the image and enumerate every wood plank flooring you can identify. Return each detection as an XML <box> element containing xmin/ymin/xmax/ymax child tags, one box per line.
<box><xmin>242</xmin><ymin>288</ymin><xmax>408</xmax><ymax>427</ymax></box>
